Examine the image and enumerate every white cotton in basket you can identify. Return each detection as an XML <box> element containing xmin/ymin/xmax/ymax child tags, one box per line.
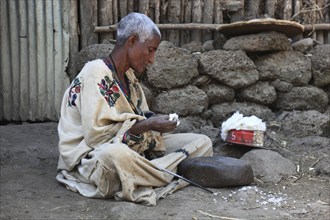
<box><xmin>220</xmin><ymin>111</ymin><xmax>266</xmax><ymax>141</ymax></box>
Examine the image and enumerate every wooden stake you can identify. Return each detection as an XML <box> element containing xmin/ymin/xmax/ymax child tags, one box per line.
<box><xmin>191</xmin><ymin>0</ymin><xmax>203</xmax><ymax>42</ymax></box>
<box><xmin>168</xmin><ymin>0</ymin><xmax>181</xmax><ymax>46</ymax></box>
<box><xmin>99</xmin><ymin>0</ymin><xmax>114</xmax><ymax>41</ymax></box>
<box><xmin>79</xmin><ymin>0</ymin><xmax>98</xmax><ymax>48</ymax></box>
<box><xmin>202</xmin><ymin>0</ymin><xmax>214</xmax><ymax>41</ymax></box>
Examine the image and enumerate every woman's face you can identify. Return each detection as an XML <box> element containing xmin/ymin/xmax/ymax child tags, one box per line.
<box><xmin>128</xmin><ymin>35</ymin><xmax>161</xmax><ymax>77</ymax></box>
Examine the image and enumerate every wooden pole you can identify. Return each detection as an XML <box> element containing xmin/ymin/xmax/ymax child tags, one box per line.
<box><xmin>27</xmin><ymin>0</ymin><xmax>37</xmax><ymax>120</ymax></box>
<box><xmin>1</xmin><ymin>0</ymin><xmax>12</xmax><ymax>120</ymax></box>
<box><xmin>266</xmin><ymin>0</ymin><xmax>276</xmax><ymax>18</ymax></box>
<box><xmin>45</xmin><ymin>0</ymin><xmax>55</xmax><ymax>119</ymax></box>
<box><xmin>283</xmin><ymin>0</ymin><xmax>292</xmax><ymax>20</ymax></box>
<box><xmin>316</xmin><ymin>0</ymin><xmax>325</xmax><ymax>44</ymax></box>
<box><xmin>229</xmin><ymin>0</ymin><xmax>244</xmax><ymax>22</ymax></box>
<box><xmin>113</xmin><ymin>0</ymin><xmax>118</xmax><ymax>23</ymax></box>
<box><xmin>18</xmin><ymin>0</ymin><xmax>29</xmax><ymax>120</ymax></box>
<box><xmin>95</xmin><ymin>23</ymin><xmax>229</xmax><ymax>33</ymax></box>
<box><xmin>68</xmin><ymin>0</ymin><xmax>79</xmax><ymax>80</ymax></box>
<box><xmin>292</xmin><ymin>0</ymin><xmax>302</xmax><ymax>41</ymax></box>
<box><xmin>160</xmin><ymin>0</ymin><xmax>169</xmax><ymax>40</ymax></box>
<box><xmin>139</xmin><ymin>0</ymin><xmax>150</xmax><ymax>16</ymax></box>
<box><xmin>191</xmin><ymin>0</ymin><xmax>203</xmax><ymax>42</ymax></box>
<box><xmin>128</xmin><ymin>0</ymin><xmax>134</xmax><ymax>13</ymax></box>
<box><xmin>245</xmin><ymin>0</ymin><xmax>259</xmax><ymax>20</ymax></box>
<box><xmin>213</xmin><ymin>0</ymin><xmax>223</xmax><ymax>39</ymax></box>
<box><xmin>95</xmin><ymin>23</ymin><xmax>330</xmax><ymax>32</ymax></box>
<box><xmin>80</xmin><ymin>0</ymin><xmax>98</xmax><ymax>48</ymax></box>
<box><xmin>304</xmin><ymin>23</ymin><xmax>330</xmax><ymax>31</ymax></box>
<box><xmin>155</xmin><ymin>0</ymin><xmax>160</xmax><ymax>23</ymax></box>
<box><xmin>35</xmin><ymin>0</ymin><xmax>47</xmax><ymax>119</ymax></box>
<box><xmin>119</xmin><ymin>0</ymin><xmax>128</xmax><ymax>19</ymax></box>
<box><xmin>168</xmin><ymin>0</ymin><xmax>181</xmax><ymax>46</ymax></box>
<box><xmin>325</xmin><ymin>0</ymin><xmax>330</xmax><ymax>43</ymax></box>
<box><xmin>181</xmin><ymin>0</ymin><xmax>192</xmax><ymax>45</ymax></box>
<box><xmin>99</xmin><ymin>0</ymin><xmax>114</xmax><ymax>42</ymax></box>
<box><xmin>202</xmin><ymin>0</ymin><xmax>214</xmax><ymax>42</ymax></box>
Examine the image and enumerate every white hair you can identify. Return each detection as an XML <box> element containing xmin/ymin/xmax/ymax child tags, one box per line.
<box><xmin>116</xmin><ymin>13</ymin><xmax>161</xmax><ymax>46</ymax></box>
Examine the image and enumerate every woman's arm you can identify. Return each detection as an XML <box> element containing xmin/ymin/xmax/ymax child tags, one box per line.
<box><xmin>128</xmin><ymin>115</ymin><xmax>177</xmax><ymax>135</ymax></box>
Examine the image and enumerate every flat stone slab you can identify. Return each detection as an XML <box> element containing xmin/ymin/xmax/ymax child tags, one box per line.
<box><xmin>224</xmin><ymin>31</ymin><xmax>291</xmax><ymax>52</ymax></box>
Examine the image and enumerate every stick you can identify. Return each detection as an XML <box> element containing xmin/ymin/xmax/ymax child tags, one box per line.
<box><xmin>197</xmin><ymin>210</ymin><xmax>246</xmax><ymax>220</ymax></box>
<box><xmin>292</xmin><ymin>158</ymin><xmax>321</xmax><ymax>183</ymax></box>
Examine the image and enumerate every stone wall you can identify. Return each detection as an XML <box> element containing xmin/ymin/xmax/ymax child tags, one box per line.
<box><xmin>144</xmin><ymin>33</ymin><xmax>330</xmax><ymax>140</ymax></box>
<box><xmin>74</xmin><ymin>32</ymin><xmax>330</xmax><ymax>143</ymax></box>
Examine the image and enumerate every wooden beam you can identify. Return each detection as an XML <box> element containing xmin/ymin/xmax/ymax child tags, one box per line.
<box><xmin>94</xmin><ymin>23</ymin><xmax>330</xmax><ymax>33</ymax></box>
<box><xmin>94</xmin><ymin>23</ymin><xmax>226</xmax><ymax>33</ymax></box>
<box><xmin>304</xmin><ymin>24</ymin><xmax>330</xmax><ymax>31</ymax></box>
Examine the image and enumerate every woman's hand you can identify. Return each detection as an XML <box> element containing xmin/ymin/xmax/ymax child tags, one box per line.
<box><xmin>147</xmin><ymin>115</ymin><xmax>177</xmax><ymax>133</ymax></box>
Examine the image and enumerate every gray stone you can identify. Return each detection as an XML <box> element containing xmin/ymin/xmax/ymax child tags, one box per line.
<box><xmin>326</xmin><ymin>86</ymin><xmax>330</xmax><ymax>105</ymax></box>
<box><xmin>140</xmin><ymin>83</ymin><xmax>154</xmax><ymax>107</ymax></box>
<box><xmin>158</xmin><ymin>40</ymin><xmax>175</xmax><ymax>49</ymax></box>
<box><xmin>326</xmin><ymin>106</ymin><xmax>330</xmax><ymax>118</ymax></box>
<box><xmin>315</xmin><ymin>156</ymin><xmax>330</xmax><ymax>176</ymax></box>
<box><xmin>152</xmin><ymin>86</ymin><xmax>208</xmax><ymax>116</ymax></box>
<box><xmin>73</xmin><ymin>43</ymin><xmax>114</xmax><ymax>80</ymax></box>
<box><xmin>192</xmin><ymin>75</ymin><xmax>212</xmax><ymax>87</ymax></box>
<box><xmin>278</xmin><ymin>110</ymin><xmax>330</xmax><ymax>137</ymax></box>
<box><xmin>199</xmin><ymin>125</ymin><xmax>221</xmax><ymax>145</ymax></box>
<box><xmin>182</xmin><ymin>41</ymin><xmax>204</xmax><ymax>53</ymax></box>
<box><xmin>213</xmin><ymin>34</ymin><xmax>227</xmax><ymax>49</ymax></box>
<box><xmin>254</xmin><ymin>51</ymin><xmax>312</xmax><ymax>86</ymax></box>
<box><xmin>201</xmin><ymin>84</ymin><xmax>235</xmax><ymax>105</ymax></box>
<box><xmin>270</xmin><ymin>79</ymin><xmax>293</xmax><ymax>92</ymax></box>
<box><xmin>215</xmin><ymin>143</ymin><xmax>252</xmax><ymax>159</ymax></box>
<box><xmin>147</xmin><ymin>46</ymin><xmax>199</xmax><ymax>89</ymax></box>
<box><xmin>203</xmin><ymin>40</ymin><xmax>215</xmax><ymax>51</ymax></box>
<box><xmin>285</xmin><ymin>136</ymin><xmax>330</xmax><ymax>176</ymax></box>
<box><xmin>311</xmin><ymin>44</ymin><xmax>330</xmax><ymax>87</ymax></box>
<box><xmin>224</xmin><ymin>31</ymin><xmax>291</xmax><ymax>52</ymax></box>
<box><xmin>238</xmin><ymin>81</ymin><xmax>277</xmax><ymax>105</ymax></box>
<box><xmin>177</xmin><ymin>156</ymin><xmax>254</xmax><ymax>187</ymax></box>
<box><xmin>199</xmin><ymin>50</ymin><xmax>259</xmax><ymax>89</ymax></box>
<box><xmin>291</xmin><ymin>38</ymin><xmax>314</xmax><ymax>53</ymax></box>
<box><xmin>200</xmin><ymin>109</ymin><xmax>213</xmax><ymax>120</ymax></box>
<box><xmin>174</xmin><ymin>116</ymin><xmax>207</xmax><ymax>133</ymax></box>
<box><xmin>240</xmin><ymin>149</ymin><xmax>297</xmax><ymax>183</ymax></box>
<box><xmin>275</xmin><ymin>86</ymin><xmax>329</xmax><ymax>112</ymax></box>
<box><xmin>210</xmin><ymin>102</ymin><xmax>275</xmax><ymax>127</ymax></box>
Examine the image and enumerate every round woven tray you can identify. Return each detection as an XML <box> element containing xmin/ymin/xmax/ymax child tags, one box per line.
<box><xmin>220</xmin><ymin>18</ymin><xmax>304</xmax><ymax>38</ymax></box>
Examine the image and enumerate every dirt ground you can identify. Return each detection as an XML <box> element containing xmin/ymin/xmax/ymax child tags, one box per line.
<box><xmin>0</xmin><ymin>122</ymin><xmax>329</xmax><ymax>220</ymax></box>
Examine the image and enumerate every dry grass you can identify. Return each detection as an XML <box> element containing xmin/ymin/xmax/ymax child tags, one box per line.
<box><xmin>290</xmin><ymin>0</ymin><xmax>329</xmax><ymax>24</ymax></box>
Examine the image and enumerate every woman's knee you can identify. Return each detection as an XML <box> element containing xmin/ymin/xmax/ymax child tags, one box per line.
<box><xmin>95</xmin><ymin>143</ymin><xmax>133</xmax><ymax>164</ymax></box>
<box><xmin>197</xmin><ymin>134</ymin><xmax>213</xmax><ymax>155</ymax></box>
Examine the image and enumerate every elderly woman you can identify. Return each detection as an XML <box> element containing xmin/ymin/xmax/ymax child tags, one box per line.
<box><xmin>56</xmin><ymin>12</ymin><xmax>213</xmax><ymax>206</ymax></box>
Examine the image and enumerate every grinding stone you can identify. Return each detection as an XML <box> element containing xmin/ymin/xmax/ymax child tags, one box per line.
<box><xmin>177</xmin><ymin>156</ymin><xmax>254</xmax><ymax>188</ymax></box>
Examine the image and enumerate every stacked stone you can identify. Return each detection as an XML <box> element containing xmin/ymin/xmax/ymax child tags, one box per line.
<box><xmin>145</xmin><ymin>34</ymin><xmax>330</xmax><ymax>182</ymax></box>
<box><xmin>145</xmin><ymin>32</ymin><xmax>330</xmax><ymax>139</ymax></box>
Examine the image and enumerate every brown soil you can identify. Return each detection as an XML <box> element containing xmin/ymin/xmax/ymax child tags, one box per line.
<box><xmin>1</xmin><ymin>122</ymin><xmax>329</xmax><ymax>220</ymax></box>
